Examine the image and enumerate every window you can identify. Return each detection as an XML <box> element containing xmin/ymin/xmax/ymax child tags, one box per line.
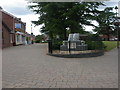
<box><xmin>15</xmin><ymin>23</ymin><xmax>21</xmax><ymax>29</ymax></box>
<box><xmin>22</xmin><ymin>36</ymin><xmax>25</xmax><ymax>42</ymax></box>
<box><xmin>16</xmin><ymin>35</ymin><xmax>19</xmax><ymax>42</ymax></box>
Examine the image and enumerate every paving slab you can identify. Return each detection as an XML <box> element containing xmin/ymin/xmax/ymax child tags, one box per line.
<box><xmin>2</xmin><ymin>44</ymin><xmax>118</xmax><ymax>88</ymax></box>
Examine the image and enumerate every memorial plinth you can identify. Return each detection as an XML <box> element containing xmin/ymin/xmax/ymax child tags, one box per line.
<box><xmin>60</xmin><ymin>33</ymin><xmax>88</xmax><ymax>51</ymax></box>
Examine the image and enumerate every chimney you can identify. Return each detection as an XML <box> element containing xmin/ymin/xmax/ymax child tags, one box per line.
<box><xmin>18</xmin><ymin>18</ymin><xmax>21</xmax><ymax>21</ymax></box>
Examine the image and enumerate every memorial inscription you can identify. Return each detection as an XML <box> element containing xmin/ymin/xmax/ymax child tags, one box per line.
<box><xmin>60</xmin><ymin>33</ymin><xmax>87</xmax><ymax>51</ymax></box>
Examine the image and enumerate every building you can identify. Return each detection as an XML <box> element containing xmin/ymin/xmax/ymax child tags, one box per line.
<box><xmin>1</xmin><ymin>8</ymin><xmax>15</xmax><ymax>48</ymax></box>
<box><xmin>25</xmin><ymin>32</ymin><xmax>35</xmax><ymax>45</ymax></box>
<box><xmin>0</xmin><ymin>8</ymin><xmax>2</xmax><ymax>48</ymax></box>
<box><xmin>14</xmin><ymin>18</ymin><xmax>26</xmax><ymax>45</ymax></box>
<box><xmin>1</xmin><ymin>8</ymin><xmax>32</xmax><ymax>48</ymax></box>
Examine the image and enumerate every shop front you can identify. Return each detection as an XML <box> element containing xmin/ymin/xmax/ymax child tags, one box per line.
<box><xmin>15</xmin><ymin>31</ymin><xmax>25</xmax><ymax>45</ymax></box>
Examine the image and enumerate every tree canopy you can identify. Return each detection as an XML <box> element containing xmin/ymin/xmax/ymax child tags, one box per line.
<box><xmin>93</xmin><ymin>7</ymin><xmax>116</xmax><ymax>40</ymax></box>
<box><xmin>28</xmin><ymin>2</ymin><xmax>115</xmax><ymax>40</ymax></box>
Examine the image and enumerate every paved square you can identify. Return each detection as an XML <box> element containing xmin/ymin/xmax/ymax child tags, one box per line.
<box><xmin>2</xmin><ymin>44</ymin><xmax>118</xmax><ymax>88</ymax></box>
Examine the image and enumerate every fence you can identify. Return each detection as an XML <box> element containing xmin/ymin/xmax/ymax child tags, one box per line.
<box><xmin>47</xmin><ymin>36</ymin><xmax>105</xmax><ymax>55</ymax></box>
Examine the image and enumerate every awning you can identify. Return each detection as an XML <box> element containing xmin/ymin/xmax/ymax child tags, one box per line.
<box><xmin>16</xmin><ymin>31</ymin><xmax>25</xmax><ymax>35</ymax></box>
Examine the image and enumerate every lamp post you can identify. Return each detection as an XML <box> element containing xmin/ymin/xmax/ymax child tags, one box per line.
<box><xmin>114</xmin><ymin>6</ymin><xmax>119</xmax><ymax>48</ymax></box>
<box><xmin>31</xmin><ymin>24</ymin><xmax>34</xmax><ymax>44</ymax></box>
<box><xmin>31</xmin><ymin>24</ymin><xmax>33</xmax><ymax>34</ymax></box>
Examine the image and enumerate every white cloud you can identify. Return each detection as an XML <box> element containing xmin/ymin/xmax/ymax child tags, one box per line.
<box><xmin>0</xmin><ymin>0</ymin><xmax>119</xmax><ymax>35</ymax></box>
<box><xmin>0</xmin><ymin>0</ymin><xmax>26</xmax><ymax>6</ymax></box>
<box><xmin>0</xmin><ymin>0</ymin><xmax>32</xmax><ymax>15</ymax></box>
<box><xmin>0</xmin><ymin>0</ymin><xmax>42</xmax><ymax>35</ymax></box>
<box><xmin>16</xmin><ymin>14</ymin><xmax>42</xmax><ymax>35</ymax></box>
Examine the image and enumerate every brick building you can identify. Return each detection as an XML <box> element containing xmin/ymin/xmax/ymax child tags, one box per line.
<box><xmin>14</xmin><ymin>18</ymin><xmax>26</xmax><ymax>45</ymax></box>
<box><xmin>25</xmin><ymin>32</ymin><xmax>35</xmax><ymax>45</ymax></box>
<box><xmin>1</xmin><ymin>8</ymin><xmax>26</xmax><ymax>48</ymax></box>
<box><xmin>1</xmin><ymin>9</ymin><xmax>15</xmax><ymax>48</ymax></box>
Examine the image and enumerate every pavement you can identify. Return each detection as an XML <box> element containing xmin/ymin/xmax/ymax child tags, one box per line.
<box><xmin>2</xmin><ymin>43</ymin><xmax>118</xmax><ymax>88</ymax></box>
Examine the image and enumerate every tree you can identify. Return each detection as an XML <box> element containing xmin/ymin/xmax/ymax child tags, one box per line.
<box><xmin>35</xmin><ymin>35</ymin><xmax>42</xmax><ymax>43</ymax></box>
<box><xmin>28</xmin><ymin>2</ymin><xmax>104</xmax><ymax>40</ymax></box>
<box><xmin>93</xmin><ymin>7</ymin><xmax>116</xmax><ymax>41</ymax></box>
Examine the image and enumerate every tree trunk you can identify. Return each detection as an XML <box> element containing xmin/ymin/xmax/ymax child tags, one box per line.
<box><xmin>107</xmin><ymin>27</ymin><xmax>110</xmax><ymax>41</ymax></box>
<box><xmin>63</xmin><ymin>30</ymin><xmax>67</xmax><ymax>40</ymax></box>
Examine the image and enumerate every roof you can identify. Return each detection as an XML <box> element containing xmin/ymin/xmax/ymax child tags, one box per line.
<box><xmin>0</xmin><ymin>9</ymin><xmax>17</xmax><ymax>19</ymax></box>
<box><xmin>1</xmin><ymin>9</ymin><xmax>26</xmax><ymax>25</ymax></box>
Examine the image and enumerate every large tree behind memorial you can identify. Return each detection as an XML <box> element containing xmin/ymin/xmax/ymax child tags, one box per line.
<box><xmin>93</xmin><ymin>7</ymin><xmax>116</xmax><ymax>41</ymax></box>
<box><xmin>28</xmin><ymin>2</ymin><xmax>104</xmax><ymax>40</ymax></box>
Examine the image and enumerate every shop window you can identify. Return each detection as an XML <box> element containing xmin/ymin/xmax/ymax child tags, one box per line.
<box><xmin>16</xmin><ymin>35</ymin><xmax>19</xmax><ymax>42</ymax></box>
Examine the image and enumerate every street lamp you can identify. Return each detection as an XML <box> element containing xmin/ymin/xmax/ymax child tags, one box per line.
<box><xmin>31</xmin><ymin>24</ymin><xmax>33</xmax><ymax>35</ymax></box>
<box><xmin>114</xmin><ymin>6</ymin><xmax>119</xmax><ymax>48</ymax></box>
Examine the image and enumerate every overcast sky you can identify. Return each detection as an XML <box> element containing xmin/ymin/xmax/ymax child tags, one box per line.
<box><xmin>0</xmin><ymin>0</ymin><xmax>119</xmax><ymax>35</ymax></box>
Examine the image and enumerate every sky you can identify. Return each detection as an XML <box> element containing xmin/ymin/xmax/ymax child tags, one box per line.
<box><xmin>0</xmin><ymin>0</ymin><xmax>119</xmax><ymax>35</ymax></box>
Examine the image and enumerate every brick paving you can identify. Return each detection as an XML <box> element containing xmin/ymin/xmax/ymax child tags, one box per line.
<box><xmin>2</xmin><ymin>44</ymin><xmax>118</xmax><ymax>88</ymax></box>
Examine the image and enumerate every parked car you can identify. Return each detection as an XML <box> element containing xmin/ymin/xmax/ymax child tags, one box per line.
<box><xmin>110</xmin><ymin>38</ymin><xmax>118</xmax><ymax>41</ymax></box>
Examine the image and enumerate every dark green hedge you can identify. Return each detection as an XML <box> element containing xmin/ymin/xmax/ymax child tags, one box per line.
<box><xmin>85</xmin><ymin>41</ymin><xmax>105</xmax><ymax>50</ymax></box>
<box><xmin>85</xmin><ymin>34</ymin><xmax>105</xmax><ymax>50</ymax></box>
<box><xmin>51</xmin><ymin>34</ymin><xmax>105</xmax><ymax>50</ymax></box>
<box><xmin>35</xmin><ymin>40</ymin><xmax>40</xmax><ymax>43</ymax></box>
<box><xmin>52</xmin><ymin>40</ymin><xmax>63</xmax><ymax>50</ymax></box>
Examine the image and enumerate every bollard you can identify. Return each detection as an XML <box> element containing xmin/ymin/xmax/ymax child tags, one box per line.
<box><xmin>48</xmin><ymin>40</ymin><xmax>53</xmax><ymax>54</ymax></box>
<box><xmin>68</xmin><ymin>41</ymin><xmax>71</xmax><ymax>54</ymax></box>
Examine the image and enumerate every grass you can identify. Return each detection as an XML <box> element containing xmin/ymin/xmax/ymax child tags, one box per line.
<box><xmin>103</xmin><ymin>41</ymin><xmax>118</xmax><ymax>51</ymax></box>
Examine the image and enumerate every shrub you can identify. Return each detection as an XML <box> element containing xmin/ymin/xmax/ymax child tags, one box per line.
<box><xmin>52</xmin><ymin>40</ymin><xmax>63</xmax><ymax>50</ymax></box>
<box><xmin>86</xmin><ymin>41</ymin><xmax>105</xmax><ymax>50</ymax></box>
<box><xmin>41</xmin><ymin>41</ymin><xmax>48</xmax><ymax>43</ymax></box>
<box><xmin>85</xmin><ymin>34</ymin><xmax>105</xmax><ymax>50</ymax></box>
<box><xmin>35</xmin><ymin>40</ymin><xmax>40</xmax><ymax>43</ymax></box>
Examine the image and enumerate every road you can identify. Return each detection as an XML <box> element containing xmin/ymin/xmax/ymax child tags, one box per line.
<box><xmin>2</xmin><ymin>44</ymin><xmax>118</xmax><ymax>88</ymax></box>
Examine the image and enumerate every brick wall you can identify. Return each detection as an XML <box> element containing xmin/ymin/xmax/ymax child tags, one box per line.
<box><xmin>2</xmin><ymin>10</ymin><xmax>26</xmax><ymax>48</ymax></box>
<box><xmin>0</xmin><ymin>11</ymin><xmax>2</xmax><ymax>49</ymax></box>
<box><xmin>14</xmin><ymin>18</ymin><xmax>26</xmax><ymax>32</ymax></box>
<box><xmin>2</xmin><ymin>11</ymin><xmax>14</xmax><ymax>48</ymax></box>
